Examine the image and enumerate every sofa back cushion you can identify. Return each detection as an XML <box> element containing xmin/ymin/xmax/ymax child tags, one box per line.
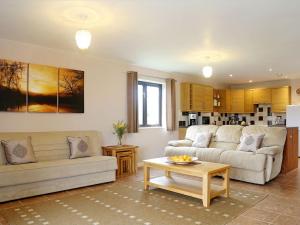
<box><xmin>0</xmin><ymin>130</ymin><xmax>101</xmax><ymax>162</ymax></box>
<box><xmin>185</xmin><ymin>125</ymin><xmax>219</xmax><ymax>141</ymax></box>
<box><xmin>209</xmin><ymin>141</ymin><xmax>239</xmax><ymax>151</ymax></box>
<box><xmin>241</xmin><ymin>125</ymin><xmax>287</xmax><ymax>147</ymax></box>
<box><xmin>214</xmin><ymin>125</ymin><xmax>243</xmax><ymax>144</ymax></box>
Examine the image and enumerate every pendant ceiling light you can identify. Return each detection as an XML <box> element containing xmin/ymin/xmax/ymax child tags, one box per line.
<box><xmin>75</xmin><ymin>30</ymin><xmax>92</xmax><ymax>50</ymax></box>
<box><xmin>202</xmin><ymin>66</ymin><xmax>213</xmax><ymax>78</ymax></box>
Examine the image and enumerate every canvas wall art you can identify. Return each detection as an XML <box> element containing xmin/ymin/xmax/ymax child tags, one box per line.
<box><xmin>28</xmin><ymin>64</ymin><xmax>58</xmax><ymax>113</ymax></box>
<box><xmin>59</xmin><ymin>68</ymin><xmax>84</xmax><ymax>113</ymax></box>
<box><xmin>0</xmin><ymin>58</ymin><xmax>84</xmax><ymax>113</ymax></box>
<box><xmin>0</xmin><ymin>59</ymin><xmax>28</xmax><ymax>112</ymax></box>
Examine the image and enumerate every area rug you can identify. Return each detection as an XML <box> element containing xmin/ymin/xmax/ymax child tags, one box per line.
<box><xmin>0</xmin><ymin>180</ymin><xmax>267</xmax><ymax>225</ymax></box>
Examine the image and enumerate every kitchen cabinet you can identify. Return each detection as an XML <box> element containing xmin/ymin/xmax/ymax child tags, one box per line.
<box><xmin>203</xmin><ymin>86</ymin><xmax>213</xmax><ymax>112</ymax></box>
<box><xmin>253</xmin><ymin>88</ymin><xmax>272</xmax><ymax>104</ymax></box>
<box><xmin>180</xmin><ymin>83</ymin><xmax>191</xmax><ymax>111</ymax></box>
<box><xmin>244</xmin><ymin>89</ymin><xmax>254</xmax><ymax>113</ymax></box>
<box><xmin>191</xmin><ymin>83</ymin><xmax>204</xmax><ymax>111</ymax></box>
<box><xmin>271</xmin><ymin>86</ymin><xmax>291</xmax><ymax>112</ymax></box>
<box><xmin>180</xmin><ymin>82</ymin><xmax>213</xmax><ymax>112</ymax></box>
<box><xmin>225</xmin><ymin>89</ymin><xmax>231</xmax><ymax>112</ymax></box>
<box><xmin>230</xmin><ymin>89</ymin><xmax>245</xmax><ymax>113</ymax></box>
<box><xmin>281</xmin><ymin>127</ymin><xmax>298</xmax><ymax>174</ymax></box>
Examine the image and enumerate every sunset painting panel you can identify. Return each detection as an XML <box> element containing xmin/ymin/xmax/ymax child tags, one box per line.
<box><xmin>58</xmin><ymin>68</ymin><xmax>84</xmax><ymax>113</ymax></box>
<box><xmin>28</xmin><ymin>64</ymin><xmax>58</xmax><ymax>112</ymax></box>
<box><xmin>0</xmin><ymin>59</ymin><xmax>28</xmax><ymax>112</ymax></box>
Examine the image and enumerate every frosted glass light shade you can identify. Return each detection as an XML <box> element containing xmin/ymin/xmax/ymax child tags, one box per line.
<box><xmin>202</xmin><ymin>66</ymin><xmax>213</xmax><ymax>78</ymax></box>
<box><xmin>75</xmin><ymin>30</ymin><xmax>92</xmax><ymax>49</ymax></box>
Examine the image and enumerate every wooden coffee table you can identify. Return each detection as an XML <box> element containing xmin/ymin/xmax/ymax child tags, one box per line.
<box><xmin>143</xmin><ymin>157</ymin><xmax>230</xmax><ymax>207</ymax></box>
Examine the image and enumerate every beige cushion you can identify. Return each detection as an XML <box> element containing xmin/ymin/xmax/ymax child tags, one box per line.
<box><xmin>168</xmin><ymin>140</ymin><xmax>193</xmax><ymax>147</ymax></box>
<box><xmin>185</xmin><ymin>125</ymin><xmax>219</xmax><ymax>141</ymax></box>
<box><xmin>242</xmin><ymin>125</ymin><xmax>287</xmax><ymax>147</ymax></box>
<box><xmin>215</xmin><ymin>125</ymin><xmax>243</xmax><ymax>144</ymax></box>
<box><xmin>238</xmin><ymin>134</ymin><xmax>264</xmax><ymax>152</ymax></box>
<box><xmin>209</xmin><ymin>141</ymin><xmax>238</xmax><ymax>151</ymax></box>
<box><xmin>67</xmin><ymin>136</ymin><xmax>92</xmax><ymax>159</ymax></box>
<box><xmin>0</xmin><ymin>156</ymin><xmax>117</xmax><ymax>187</ymax></box>
<box><xmin>1</xmin><ymin>138</ymin><xmax>36</xmax><ymax>165</ymax></box>
<box><xmin>192</xmin><ymin>132</ymin><xmax>212</xmax><ymax>148</ymax></box>
<box><xmin>219</xmin><ymin>150</ymin><xmax>266</xmax><ymax>172</ymax></box>
<box><xmin>195</xmin><ymin>148</ymin><xmax>226</xmax><ymax>163</ymax></box>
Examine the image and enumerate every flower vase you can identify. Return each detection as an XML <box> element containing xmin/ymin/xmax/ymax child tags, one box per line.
<box><xmin>118</xmin><ymin>136</ymin><xmax>122</xmax><ymax>146</ymax></box>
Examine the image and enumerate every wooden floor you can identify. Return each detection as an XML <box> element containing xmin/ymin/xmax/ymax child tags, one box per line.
<box><xmin>1</xmin><ymin>159</ymin><xmax>300</xmax><ymax>225</ymax></box>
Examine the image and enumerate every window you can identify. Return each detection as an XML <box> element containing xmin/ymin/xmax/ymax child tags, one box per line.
<box><xmin>138</xmin><ymin>81</ymin><xmax>162</xmax><ymax>127</ymax></box>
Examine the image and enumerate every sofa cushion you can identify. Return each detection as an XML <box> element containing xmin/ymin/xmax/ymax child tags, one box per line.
<box><xmin>238</xmin><ymin>134</ymin><xmax>265</xmax><ymax>152</ymax></box>
<box><xmin>67</xmin><ymin>136</ymin><xmax>93</xmax><ymax>159</ymax></box>
<box><xmin>209</xmin><ymin>141</ymin><xmax>238</xmax><ymax>151</ymax></box>
<box><xmin>1</xmin><ymin>138</ymin><xmax>37</xmax><ymax>165</ymax></box>
<box><xmin>214</xmin><ymin>125</ymin><xmax>243</xmax><ymax>144</ymax></box>
<box><xmin>185</xmin><ymin>125</ymin><xmax>219</xmax><ymax>141</ymax></box>
<box><xmin>242</xmin><ymin>125</ymin><xmax>287</xmax><ymax>147</ymax></box>
<box><xmin>195</xmin><ymin>148</ymin><xmax>227</xmax><ymax>163</ymax></box>
<box><xmin>192</xmin><ymin>132</ymin><xmax>212</xmax><ymax>148</ymax></box>
<box><xmin>0</xmin><ymin>156</ymin><xmax>117</xmax><ymax>187</ymax></box>
<box><xmin>219</xmin><ymin>150</ymin><xmax>266</xmax><ymax>172</ymax></box>
<box><xmin>164</xmin><ymin>146</ymin><xmax>197</xmax><ymax>157</ymax></box>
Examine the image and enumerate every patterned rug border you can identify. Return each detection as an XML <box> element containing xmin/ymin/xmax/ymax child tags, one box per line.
<box><xmin>0</xmin><ymin>180</ymin><xmax>269</xmax><ymax>225</ymax></box>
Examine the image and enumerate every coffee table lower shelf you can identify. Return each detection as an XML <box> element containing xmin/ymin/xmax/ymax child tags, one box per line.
<box><xmin>146</xmin><ymin>176</ymin><xmax>226</xmax><ymax>200</ymax></box>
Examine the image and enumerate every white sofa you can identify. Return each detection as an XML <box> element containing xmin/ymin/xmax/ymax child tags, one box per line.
<box><xmin>165</xmin><ymin>125</ymin><xmax>287</xmax><ymax>184</ymax></box>
<box><xmin>0</xmin><ymin>130</ymin><xmax>117</xmax><ymax>202</ymax></box>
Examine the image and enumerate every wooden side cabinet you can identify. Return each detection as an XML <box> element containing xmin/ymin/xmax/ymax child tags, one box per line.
<box><xmin>281</xmin><ymin>127</ymin><xmax>299</xmax><ymax>174</ymax></box>
<box><xmin>178</xmin><ymin>127</ymin><xmax>187</xmax><ymax>139</ymax></box>
<box><xmin>102</xmin><ymin>145</ymin><xmax>139</xmax><ymax>177</ymax></box>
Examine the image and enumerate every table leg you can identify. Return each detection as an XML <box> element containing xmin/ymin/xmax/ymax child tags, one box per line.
<box><xmin>132</xmin><ymin>149</ymin><xmax>136</xmax><ymax>173</ymax></box>
<box><xmin>223</xmin><ymin>168</ymin><xmax>230</xmax><ymax>197</ymax></box>
<box><xmin>144</xmin><ymin>164</ymin><xmax>150</xmax><ymax>190</ymax></box>
<box><xmin>165</xmin><ymin>170</ymin><xmax>171</xmax><ymax>177</ymax></box>
<box><xmin>203</xmin><ymin>173</ymin><xmax>211</xmax><ymax>207</ymax></box>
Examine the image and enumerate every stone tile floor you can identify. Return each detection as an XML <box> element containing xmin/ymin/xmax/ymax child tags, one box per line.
<box><xmin>0</xmin><ymin>159</ymin><xmax>299</xmax><ymax>225</ymax></box>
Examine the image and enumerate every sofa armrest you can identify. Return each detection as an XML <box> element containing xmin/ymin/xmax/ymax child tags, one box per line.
<box><xmin>167</xmin><ymin>139</ymin><xmax>193</xmax><ymax>147</ymax></box>
<box><xmin>256</xmin><ymin>146</ymin><xmax>282</xmax><ymax>156</ymax></box>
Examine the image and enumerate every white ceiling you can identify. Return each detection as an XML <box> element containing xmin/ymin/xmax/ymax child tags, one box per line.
<box><xmin>0</xmin><ymin>0</ymin><xmax>300</xmax><ymax>84</ymax></box>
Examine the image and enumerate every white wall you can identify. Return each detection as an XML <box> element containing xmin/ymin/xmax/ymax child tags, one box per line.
<box><xmin>291</xmin><ymin>79</ymin><xmax>300</xmax><ymax>105</ymax></box>
<box><xmin>0</xmin><ymin>38</ymin><xmax>224</xmax><ymax>163</ymax></box>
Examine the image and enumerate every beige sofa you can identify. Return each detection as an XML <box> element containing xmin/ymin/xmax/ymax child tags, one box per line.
<box><xmin>165</xmin><ymin>125</ymin><xmax>287</xmax><ymax>184</ymax></box>
<box><xmin>0</xmin><ymin>130</ymin><xmax>117</xmax><ymax>202</ymax></box>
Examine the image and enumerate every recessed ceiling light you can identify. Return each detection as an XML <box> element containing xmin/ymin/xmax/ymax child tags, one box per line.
<box><xmin>249</xmin><ymin>80</ymin><xmax>253</xmax><ymax>83</ymax></box>
<box><xmin>229</xmin><ymin>74</ymin><xmax>233</xmax><ymax>77</ymax></box>
<box><xmin>268</xmin><ymin>68</ymin><xmax>273</xmax><ymax>72</ymax></box>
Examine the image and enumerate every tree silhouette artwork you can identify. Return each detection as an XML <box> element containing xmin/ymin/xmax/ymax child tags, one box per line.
<box><xmin>58</xmin><ymin>68</ymin><xmax>84</xmax><ymax>113</ymax></box>
<box><xmin>0</xmin><ymin>59</ymin><xmax>27</xmax><ymax>112</ymax></box>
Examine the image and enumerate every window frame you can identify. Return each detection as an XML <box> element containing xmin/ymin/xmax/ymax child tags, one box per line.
<box><xmin>138</xmin><ymin>80</ymin><xmax>162</xmax><ymax>127</ymax></box>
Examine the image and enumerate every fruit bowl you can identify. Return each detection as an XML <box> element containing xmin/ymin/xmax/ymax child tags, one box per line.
<box><xmin>167</xmin><ymin>155</ymin><xmax>198</xmax><ymax>165</ymax></box>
